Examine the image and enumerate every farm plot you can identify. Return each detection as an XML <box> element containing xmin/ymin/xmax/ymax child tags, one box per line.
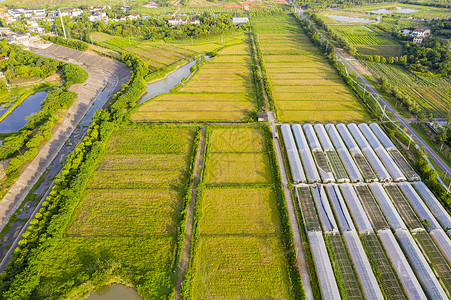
<box><xmin>332</xmin><ymin>25</ymin><xmax>402</xmax><ymax>57</ymax></box>
<box><xmin>325</xmin><ymin>234</ymin><xmax>364</xmax><ymax>300</ymax></box>
<box><xmin>36</xmin><ymin>126</ymin><xmax>199</xmax><ymax>298</ymax></box>
<box><xmin>132</xmin><ymin>35</ymin><xmax>257</xmax><ymax>122</ymax></box>
<box><xmin>362</xmin><ymin>61</ymin><xmax>451</xmax><ymax>117</ymax></box>
<box><xmin>90</xmin><ymin>32</ymin><xmax>196</xmax><ymax>72</ymax></box>
<box><xmin>253</xmin><ymin>14</ymin><xmax>368</xmax><ymax>122</ymax></box>
<box><xmin>360</xmin><ymin>233</ymin><xmax>407</xmax><ymax>300</ymax></box>
<box><xmin>187</xmin><ymin>127</ymin><xmax>296</xmax><ymax>299</ymax></box>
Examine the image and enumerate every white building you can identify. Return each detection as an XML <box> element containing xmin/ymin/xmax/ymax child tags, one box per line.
<box><xmin>168</xmin><ymin>18</ymin><xmax>200</xmax><ymax>26</ymax></box>
<box><xmin>232</xmin><ymin>17</ymin><xmax>249</xmax><ymax>26</ymax></box>
<box><xmin>71</xmin><ymin>8</ymin><xmax>83</xmax><ymax>17</ymax></box>
<box><xmin>8</xmin><ymin>8</ymin><xmax>46</xmax><ymax>19</ymax></box>
<box><xmin>412</xmin><ymin>29</ymin><xmax>430</xmax><ymax>37</ymax></box>
<box><xmin>128</xmin><ymin>13</ymin><xmax>140</xmax><ymax>20</ymax></box>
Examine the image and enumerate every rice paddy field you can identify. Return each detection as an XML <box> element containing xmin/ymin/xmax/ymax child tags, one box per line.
<box><xmin>252</xmin><ymin>14</ymin><xmax>368</xmax><ymax>122</ymax></box>
<box><xmin>362</xmin><ymin>61</ymin><xmax>451</xmax><ymax>117</ymax></box>
<box><xmin>131</xmin><ymin>34</ymin><xmax>257</xmax><ymax>122</ymax></box>
<box><xmin>186</xmin><ymin>127</ymin><xmax>296</xmax><ymax>299</ymax></box>
<box><xmin>90</xmin><ymin>32</ymin><xmax>197</xmax><ymax>72</ymax></box>
<box><xmin>34</xmin><ymin>126</ymin><xmax>199</xmax><ymax>298</ymax></box>
<box><xmin>331</xmin><ymin>25</ymin><xmax>402</xmax><ymax>57</ymax></box>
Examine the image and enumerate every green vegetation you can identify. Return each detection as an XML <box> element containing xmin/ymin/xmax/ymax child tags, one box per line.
<box><xmin>331</xmin><ymin>25</ymin><xmax>402</xmax><ymax>57</ymax></box>
<box><xmin>363</xmin><ymin>61</ymin><xmax>451</xmax><ymax>117</ymax></box>
<box><xmin>0</xmin><ymin>39</ymin><xmax>88</xmax><ymax>201</ymax></box>
<box><xmin>252</xmin><ymin>14</ymin><xmax>368</xmax><ymax>122</ymax></box>
<box><xmin>0</xmin><ymin>49</ymin><xmax>149</xmax><ymax>298</ymax></box>
<box><xmin>184</xmin><ymin>126</ymin><xmax>301</xmax><ymax>299</ymax></box>
<box><xmin>132</xmin><ymin>34</ymin><xmax>257</xmax><ymax>122</ymax></box>
<box><xmin>350</xmin><ymin>3</ymin><xmax>451</xmax><ymax>19</ymax></box>
<box><xmin>42</xmin><ymin>35</ymin><xmax>89</xmax><ymax>51</ymax></box>
<box><xmin>0</xmin><ymin>39</ymin><xmax>59</xmax><ymax>85</ymax></box>
<box><xmin>90</xmin><ymin>32</ymin><xmax>197</xmax><ymax>73</ymax></box>
<box><xmin>32</xmin><ymin>126</ymin><xmax>199</xmax><ymax>298</ymax></box>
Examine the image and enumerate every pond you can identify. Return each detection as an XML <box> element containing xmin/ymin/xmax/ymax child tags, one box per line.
<box><xmin>138</xmin><ymin>60</ymin><xmax>197</xmax><ymax>104</ymax></box>
<box><xmin>0</xmin><ymin>91</ymin><xmax>48</xmax><ymax>133</ymax></box>
<box><xmin>327</xmin><ymin>15</ymin><xmax>376</xmax><ymax>23</ymax></box>
<box><xmin>87</xmin><ymin>284</ymin><xmax>142</xmax><ymax>300</ymax></box>
<box><xmin>366</xmin><ymin>7</ymin><xmax>419</xmax><ymax>14</ymax></box>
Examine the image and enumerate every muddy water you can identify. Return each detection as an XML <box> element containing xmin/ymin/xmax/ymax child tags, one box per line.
<box><xmin>87</xmin><ymin>284</ymin><xmax>142</xmax><ymax>300</ymax></box>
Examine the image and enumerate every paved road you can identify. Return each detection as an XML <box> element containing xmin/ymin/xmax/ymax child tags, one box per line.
<box><xmin>296</xmin><ymin>7</ymin><xmax>451</xmax><ymax>183</ymax></box>
<box><xmin>0</xmin><ymin>44</ymin><xmax>130</xmax><ymax>270</ymax></box>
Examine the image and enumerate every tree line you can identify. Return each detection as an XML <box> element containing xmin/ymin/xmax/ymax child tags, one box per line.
<box><xmin>0</xmin><ymin>40</ymin><xmax>88</xmax><ymax>177</ymax></box>
<box><xmin>58</xmin><ymin>14</ymin><xmax>249</xmax><ymax>42</ymax></box>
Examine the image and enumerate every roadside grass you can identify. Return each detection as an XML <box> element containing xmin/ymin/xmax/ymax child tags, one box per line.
<box><xmin>185</xmin><ymin>127</ymin><xmax>296</xmax><ymax>299</ymax></box>
<box><xmin>252</xmin><ymin>14</ymin><xmax>368</xmax><ymax>123</ymax></box>
<box><xmin>131</xmin><ymin>35</ymin><xmax>257</xmax><ymax>123</ymax></box>
<box><xmin>36</xmin><ymin>126</ymin><xmax>199</xmax><ymax>298</ymax></box>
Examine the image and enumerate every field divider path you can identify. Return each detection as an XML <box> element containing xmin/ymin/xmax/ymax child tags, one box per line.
<box><xmin>175</xmin><ymin>125</ymin><xmax>207</xmax><ymax>300</ymax></box>
<box><xmin>272</xmin><ymin>129</ymin><xmax>314</xmax><ymax>300</ymax></box>
<box><xmin>250</xmin><ymin>33</ymin><xmax>270</xmax><ymax>111</ymax></box>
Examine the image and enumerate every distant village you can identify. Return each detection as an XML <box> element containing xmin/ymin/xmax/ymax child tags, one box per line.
<box><xmin>398</xmin><ymin>28</ymin><xmax>431</xmax><ymax>44</ymax></box>
<box><xmin>0</xmin><ymin>4</ymin><xmax>249</xmax><ymax>45</ymax></box>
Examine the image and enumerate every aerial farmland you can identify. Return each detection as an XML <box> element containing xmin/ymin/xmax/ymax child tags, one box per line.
<box><xmin>1</xmin><ymin>2</ymin><xmax>451</xmax><ymax>300</ymax></box>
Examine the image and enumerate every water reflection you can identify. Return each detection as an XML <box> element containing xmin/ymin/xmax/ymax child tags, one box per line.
<box><xmin>0</xmin><ymin>91</ymin><xmax>48</xmax><ymax>133</ymax></box>
<box><xmin>328</xmin><ymin>15</ymin><xmax>376</xmax><ymax>23</ymax></box>
<box><xmin>366</xmin><ymin>7</ymin><xmax>419</xmax><ymax>14</ymax></box>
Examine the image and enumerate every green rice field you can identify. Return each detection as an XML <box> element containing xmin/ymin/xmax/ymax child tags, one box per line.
<box><xmin>91</xmin><ymin>32</ymin><xmax>197</xmax><ymax>72</ymax></box>
<box><xmin>186</xmin><ymin>127</ymin><xmax>296</xmax><ymax>299</ymax></box>
<box><xmin>132</xmin><ymin>34</ymin><xmax>257</xmax><ymax>122</ymax></box>
<box><xmin>252</xmin><ymin>14</ymin><xmax>368</xmax><ymax>122</ymax></box>
<box><xmin>35</xmin><ymin>126</ymin><xmax>199</xmax><ymax>298</ymax></box>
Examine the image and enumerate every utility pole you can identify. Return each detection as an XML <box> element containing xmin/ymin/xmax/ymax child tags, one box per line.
<box><xmin>58</xmin><ymin>8</ymin><xmax>67</xmax><ymax>39</ymax></box>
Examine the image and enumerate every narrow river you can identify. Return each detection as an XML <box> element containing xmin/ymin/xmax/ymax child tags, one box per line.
<box><xmin>138</xmin><ymin>60</ymin><xmax>197</xmax><ymax>104</ymax></box>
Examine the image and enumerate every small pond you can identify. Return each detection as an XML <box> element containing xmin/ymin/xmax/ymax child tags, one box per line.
<box><xmin>87</xmin><ymin>284</ymin><xmax>142</xmax><ymax>300</ymax></box>
<box><xmin>327</xmin><ymin>15</ymin><xmax>376</xmax><ymax>23</ymax></box>
<box><xmin>0</xmin><ymin>91</ymin><xmax>48</xmax><ymax>133</ymax></box>
<box><xmin>366</xmin><ymin>7</ymin><xmax>419</xmax><ymax>14</ymax></box>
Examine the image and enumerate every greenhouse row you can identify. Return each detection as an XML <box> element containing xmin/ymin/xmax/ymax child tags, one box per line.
<box><xmin>281</xmin><ymin>123</ymin><xmax>419</xmax><ymax>184</ymax></box>
<box><xmin>295</xmin><ymin>181</ymin><xmax>451</xmax><ymax>299</ymax></box>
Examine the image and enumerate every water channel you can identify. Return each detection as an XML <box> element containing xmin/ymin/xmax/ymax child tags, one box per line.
<box><xmin>0</xmin><ymin>91</ymin><xmax>49</xmax><ymax>133</ymax></box>
<box><xmin>327</xmin><ymin>15</ymin><xmax>376</xmax><ymax>23</ymax></box>
<box><xmin>366</xmin><ymin>7</ymin><xmax>419</xmax><ymax>14</ymax></box>
<box><xmin>138</xmin><ymin>60</ymin><xmax>197</xmax><ymax>104</ymax></box>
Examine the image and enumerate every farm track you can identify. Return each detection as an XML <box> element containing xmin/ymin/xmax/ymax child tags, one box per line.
<box><xmin>0</xmin><ymin>43</ymin><xmax>130</xmax><ymax>270</ymax></box>
<box><xmin>273</xmin><ymin>130</ymin><xmax>314</xmax><ymax>300</ymax></box>
<box><xmin>174</xmin><ymin>125</ymin><xmax>207</xmax><ymax>300</ymax></box>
